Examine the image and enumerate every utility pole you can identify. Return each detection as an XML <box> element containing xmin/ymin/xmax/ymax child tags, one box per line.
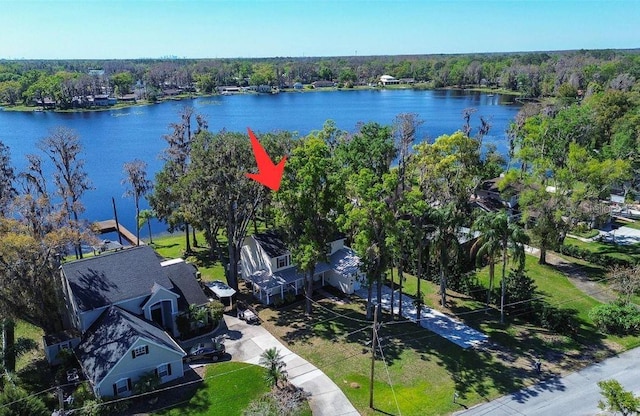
<box><xmin>57</xmin><ymin>387</ymin><xmax>65</xmax><ymax>415</ymax></box>
<box><xmin>369</xmin><ymin>304</ymin><xmax>379</xmax><ymax>409</ymax></box>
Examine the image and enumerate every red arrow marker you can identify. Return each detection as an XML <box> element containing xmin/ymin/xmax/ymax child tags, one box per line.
<box><xmin>245</xmin><ymin>128</ymin><xmax>287</xmax><ymax>191</ymax></box>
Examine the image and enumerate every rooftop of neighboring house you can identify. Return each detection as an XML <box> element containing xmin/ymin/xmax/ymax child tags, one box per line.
<box><xmin>76</xmin><ymin>306</ymin><xmax>184</xmax><ymax>386</ymax></box>
<box><xmin>253</xmin><ymin>231</ymin><xmax>289</xmax><ymax>258</ymax></box>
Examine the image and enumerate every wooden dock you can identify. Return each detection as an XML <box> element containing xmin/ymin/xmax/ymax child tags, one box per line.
<box><xmin>93</xmin><ymin>219</ymin><xmax>144</xmax><ymax>246</ymax></box>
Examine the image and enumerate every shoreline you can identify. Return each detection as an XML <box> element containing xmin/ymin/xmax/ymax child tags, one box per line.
<box><xmin>0</xmin><ymin>85</ymin><xmax>521</xmax><ymax>113</ymax></box>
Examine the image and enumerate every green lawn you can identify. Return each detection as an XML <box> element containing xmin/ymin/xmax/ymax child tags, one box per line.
<box><xmin>619</xmin><ymin>220</ymin><xmax>640</xmax><ymax>230</ymax></box>
<box><xmin>152</xmin><ymin>232</ymin><xmax>226</xmax><ymax>281</ymax></box>
<box><xmin>564</xmin><ymin>237</ymin><xmax>640</xmax><ymax>263</ymax></box>
<box><xmin>15</xmin><ymin>320</ymin><xmax>44</xmax><ymax>371</ymax></box>
<box><xmin>260</xmin><ymin>297</ymin><xmax>523</xmax><ymax>416</ymax></box>
<box><xmin>140</xmin><ymin>232</ymin><xmax>640</xmax><ymax>415</ymax></box>
<box><xmin>156</xmin><ymin>363</ymin><xmax>271</xmax><ymax>416</ymax></box>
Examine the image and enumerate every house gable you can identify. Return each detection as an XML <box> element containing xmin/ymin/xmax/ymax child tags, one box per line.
<box><xmin>142</xmin><ymin>283</ymin><xmax>179</xmax><ymax>313</ymax></box>
<box><xmin>96</xmin><ymin>337</ymin><xmax>184</xmax><ymax>398</ymax></box>
<box><xmin>76</xmin><ymin>306</ymin><xmax>185</xmax><ymax>396</ymax></box>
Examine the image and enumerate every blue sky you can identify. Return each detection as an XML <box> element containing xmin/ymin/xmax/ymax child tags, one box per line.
<box><xmin>0</xmin><ymin>0</ymin><xmax>637</xmax><ymax>59</ymax></box>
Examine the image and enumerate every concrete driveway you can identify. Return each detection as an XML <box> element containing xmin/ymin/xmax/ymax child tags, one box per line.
<box><xmin>600</xmin><ymin>225</ymin><xmax>640</xmax><ymax>245</ymax></box>
<box><xmin>221</xmin><ymin>314</ymin><xmax>360</xmax><ymax>416</ymax></box>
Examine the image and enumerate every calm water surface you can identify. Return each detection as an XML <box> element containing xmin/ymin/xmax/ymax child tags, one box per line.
<box><xmin>0</xmin><ymin>89</ymin><xmax>520</xmax><ymax>237</ymax></box>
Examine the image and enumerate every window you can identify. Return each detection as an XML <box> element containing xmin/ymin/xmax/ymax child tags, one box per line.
<box><xmin>113</xmin><ymin>378</ymin><xmax>131</xmax><ymax>396</ymax></box>
<box><xmin>57</xmin><ymin>341</ymin><xmax>71</xmax><ymax>353</ymax></box>
<box><xmin>156</xmin><ymin>363</ymin><xmax>172</xmax><ymax>378</ymax></box>
<box><xmin>132</xmin><ymin>345</ymin><xmax>148</xmax><ymax>358</ymax></box>
<box><xmin>277</xmin><ymin>255</ymin><xmax>289</xmax><ymax>269</ymax></box>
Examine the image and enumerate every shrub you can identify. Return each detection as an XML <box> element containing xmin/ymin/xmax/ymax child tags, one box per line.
<box><xmin>206</xmin><ymin>300</ymin><xmax>225</xmax><ymax>322</ymax></box>
<box><xmin>134</xmin><ymin>371</ymin><xmax>161</xmax><ymax>394</ymax></box>
<box><xmin>0</xmin><ymin>384</ymin><xmax>48</xmax><ymax>416</ymax></box>
<box><xmin>458</xmin><ymin>274</ymin><xmax>487</xmax><ymax>302</ymax></box>
<box><xmin>504</xmin><ymin>269</ymin><xmax>536</xmax><ymax>306</ymax></box>
<box><xmin>284</xmin><ymin>292</ymin><xmax>297</xmax><ymax>304</ymax></box>
<box><xmin>533</xmin><ymin>302</ymin><xmax>578</xmax><ymax>334</ymax></box>
<box><xmin>176</xmin><ymin>313</ymin><xmax>191</xmax><ymax>338</ymax></box>
<box><xmin>589</xmin><ymin>301</ymin><xmax>640</xmax><ymax>335</ymax></box>
<box><xmin>559</xmin><ymin>244</ymin><xmax>635</xmax><ymax>268</ymax></box>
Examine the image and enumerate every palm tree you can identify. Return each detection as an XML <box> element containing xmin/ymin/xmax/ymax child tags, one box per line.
<box><xmin>138</xmin><ymin>209</ymin><xmax>156</xmax><ymax>244</ymax></box>
<box><xmin>259</xmin><ymin>347</ymin><xmax>288</xmax><ymax>389</ymax></box>
<box><xmin>499</xmin><ymin>216</ymin><xmax>529</xmax><ymax>323</ymax></box>
<box><xmin>472</xmin><ymin>211</ymin><xmax>504</xmax><ymax>308</ymax></box>
<box><xmin>432</xmin><ymin>204</ymin><xmax>462</xmax><ymax>307</ymax></box>
<box><xmin>411</xmin><ymin>202</ymin><xmax>436</xmax><ymax>323</ymax></box>
<box><xmin>122</xmin><ymin>160</ymin><xmax>152</xmax><ymax>246</ymax></box>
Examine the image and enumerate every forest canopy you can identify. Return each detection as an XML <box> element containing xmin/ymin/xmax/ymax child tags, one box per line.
<box><xmin>1</xmin><ymin>49</ymin><xmax>640</xmax><ymax>109</ymax></box>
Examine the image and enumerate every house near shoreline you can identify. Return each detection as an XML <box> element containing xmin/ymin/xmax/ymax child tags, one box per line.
<box><xmin>311</xmin><ymin>80</ymin><xmax>336</xmax><ymax>88</ymax></box>
<box><xmin>240</xmin><ymin>231</ymin><xmax>364</xmax><ymax>305</ymax></box>
<box><xmin>379</xmin><ymin>74</ymin><xmax>400</xmax><ymax>86</ymax></box>
<box><xmin>44</xmin><ymin>245</ymin><xmax>209</xmax><ymax>398</ymax></box>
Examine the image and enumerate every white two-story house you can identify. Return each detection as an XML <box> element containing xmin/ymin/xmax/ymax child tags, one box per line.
<box><xmin>240</xmin><ymin>231</ymin><xmax>365</xmax><ymax>305</ymax></box>
<box><xmin>45</xmin><ymin>245</ymin><xmax>209</xmax><ymax>398</ymax></box>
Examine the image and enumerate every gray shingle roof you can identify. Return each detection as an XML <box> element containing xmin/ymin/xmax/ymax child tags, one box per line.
<box><xmin>164</xmin><ymin>261</ymin><xmax>209</xmax><ymax>308</ymax></box>
<box><xmin>62</xmin><ymin>246</ymin><xmax>173</xmax><ymax>312</ymax></box>
<box><xmin>76</xmin><ymin>306</ymin><xmax>184</xmax><ymax>386</ymax></box>
<box><xmin>253</xmin><ymin>231</ymin><xmax>288</xmax><ymax>258</ymax></box>
<box><xmin>330</xmin><ymin>248</ymin><xmax>361</xmax><ymax>276</ymax></box>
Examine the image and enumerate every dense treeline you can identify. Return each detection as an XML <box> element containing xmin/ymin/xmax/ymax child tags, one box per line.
<box><xmin>1</xmin><ymin>49</ymin><xmax>640</xmax><ymax>109</ymax></box>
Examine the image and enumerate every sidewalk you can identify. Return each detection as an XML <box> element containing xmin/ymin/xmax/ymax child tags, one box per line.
<box><xmin>222</xmin><ymin>314</ymin><xmax>360</xmax><ymax>416</ymax></box>
<box><xmin>355</xmin><ymin>284</ymin><xmax>488</xmax><ymax>349</ymax></box>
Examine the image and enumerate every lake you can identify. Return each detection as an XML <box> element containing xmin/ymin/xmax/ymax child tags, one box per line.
<box><xmin>0</xmin><ymin>89</ymin><xmax>521</xmax><ymax>238</ymax></box>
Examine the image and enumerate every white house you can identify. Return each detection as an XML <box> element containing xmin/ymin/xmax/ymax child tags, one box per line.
<box><xmin>380</xmin><ymin>75</ymin><xmax>400</xmax><ymax>85</ymax></box>
<box><xmin>240</xmin><ymin>231</ymin><xmax>365</xmax><ymax>304</ymax></box>
<box><xmin>45</xmin><ymin>245</ymin><xmax>209</xmax><ymax>397</ymax></box>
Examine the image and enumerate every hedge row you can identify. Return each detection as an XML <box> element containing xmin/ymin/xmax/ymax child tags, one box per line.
<box><xmin>559</xmin><ymin>244</ymin><xmax>637</xmax><ymax>268</ymax></box>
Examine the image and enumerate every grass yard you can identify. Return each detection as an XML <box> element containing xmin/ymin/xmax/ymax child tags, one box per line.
<box><xmin>152</xmin><ymin>232</ymin><xmax>226</xmax><ymax>281</ymax></box>
<box><xmin>259</xmin><ymin>296</ymin><xmax>526</xmax><ymax>416</ymax></box>
<box><xmin>15</xmin><ymin>320</ymin><xmax>44</xmax><ymax>371</ymax></box>
<box><xmin>156</xmin><ymin>363</ymin><xmax>271</xmax><ymax>416</ymax></box>
<box><xmin>564</xmin><ymin>236</ymin><xmax>640</xmax><ymax>263</ymax></box>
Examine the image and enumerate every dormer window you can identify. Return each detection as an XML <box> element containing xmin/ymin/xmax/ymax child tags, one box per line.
<box><xmin>277</xmin><ymin>255</ymin><xmax>290</xmax><ymax>269</ymax></box>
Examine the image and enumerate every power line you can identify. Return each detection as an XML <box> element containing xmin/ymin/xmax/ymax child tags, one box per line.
<box><xmin>374</xmin><ymin>325</ymin><xmax>402</xmax><ymax>416</ymax></box>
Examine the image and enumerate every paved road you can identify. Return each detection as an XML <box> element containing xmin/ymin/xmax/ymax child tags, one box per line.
<box><xmin>356</xmin><ymin>284</ymin><xmax>488</xmax><ymax>349</ymax></box>
<box><xmin>221</xmin><ymin>314</ymin><xmax>360</xmax><ymax>416</ymax></box>
<box><xmin>457</xmin><ymin>346</ymin><xmax>640</xmax><ymax>416</ymax></box>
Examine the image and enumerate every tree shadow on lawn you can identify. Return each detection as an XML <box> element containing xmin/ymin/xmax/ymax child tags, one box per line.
<box><xmin>266</xmin><ymin>291</ymin><xmax>619</xmax><ymax>411</ymax></box>
<box><xmin>590</xmin><ymin>241</ymin><xmax>640</xmax><ymax>259</ymax></box>
<box><xmin>268</xmin><ymin>296</ymin><xmax>371</xmax><ymax>347</ymax></box>
<box><xmin>268</xmin><ymin>297</ymin><xmax>529</xmax><ymax>404</ymax></box>
<box><xmin>188</xmin><ymin>248</ymin><xmax>219</xmax><ymax>269</ymax></box>
<box><xmin>551</xmin><ymin>259</ymin><xmax>607</xmax><ymax>281</ymax></box>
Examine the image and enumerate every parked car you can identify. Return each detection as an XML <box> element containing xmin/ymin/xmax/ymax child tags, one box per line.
<box><xmin>184</xmin><ymin>339</ymin><xmax>226</xmax><ymax>363</ymax></box>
